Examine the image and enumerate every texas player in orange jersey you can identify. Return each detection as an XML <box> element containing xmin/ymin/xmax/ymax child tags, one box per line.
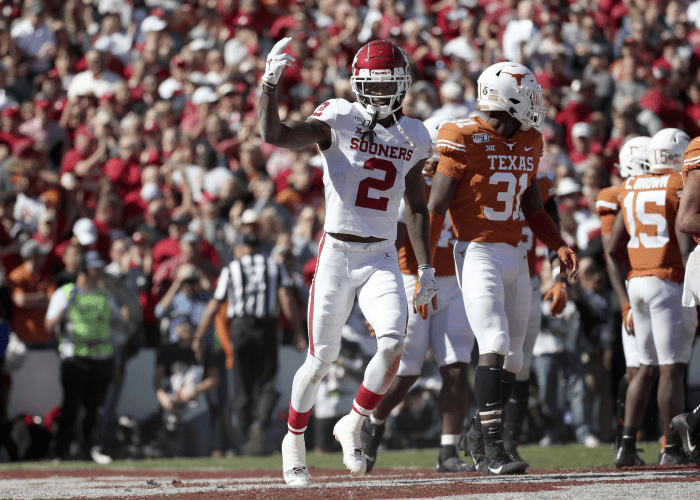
<box><xmin>427</xmin><ymin>62</ymin><xmax>578</xmax><ymax>476</ymax></box>
<box><xmin>597</xmin><ymin>136</ymin><xmax>648</xmax><ymax>454</ymax></box>
<box><xmin>362</xmin><ymin>118</ymin><xmax>476</xmax><ymax>474</ymax></box>
<box><xmin>609</xmin><ymin>129</ymin><xmax>698</xmax><ymax>468</ymax></box>
<box><xmin>670</xmin><ymin>134</ymin><xmax>700</xmax><ymax>465</ymax></box>
<box><xmin>502</xmin><ymin>172</ymin><xmax>565</xmax><ymax>464</ymax></box>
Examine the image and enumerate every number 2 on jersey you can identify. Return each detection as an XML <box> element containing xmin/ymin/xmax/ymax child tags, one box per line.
<box><xmin>355</xmin><ymin>158</ymin><xmax>397</xmax><ymax>211</ymax></box>
<box><xmin>622</xmin><ymin>191</ymin><xmax>669</xmax><ymax>249</ymax></box>
<box><xmin>484</xmin><ymin>172</ymin><xmax>529</xmax><ymax>221</ymax></box>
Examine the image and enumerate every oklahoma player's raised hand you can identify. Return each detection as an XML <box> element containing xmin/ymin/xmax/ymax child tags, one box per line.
<box><xmin>557</xmin><ymin>245</ymin><xmax>579</xmax><ymax>280</ymax></box>
<box><xmin>262</xmin><ymin>37</ymin><xmax>295</xmax><ymax>87</ymax></box>
<box><xmin>413</xmin><ymin>265</ymin><xmax>438</xmax><ymax>319</ymax></box>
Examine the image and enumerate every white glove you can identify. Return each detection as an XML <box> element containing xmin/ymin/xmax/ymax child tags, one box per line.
<box><xmin>414</xmin><ymin>266</ymin><xmax>438</xmax><ymax>306</ymax></box>
<box><xmin>262</xmin><ymin>37</ymin><xmax>295</xmax><ymax>86</ymax></box>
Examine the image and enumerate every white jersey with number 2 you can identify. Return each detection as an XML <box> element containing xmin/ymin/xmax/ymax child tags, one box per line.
<box><xmin>310</xmin><ymin>99</ymin><xmax>431</xmax><ymax>241</ymax></box>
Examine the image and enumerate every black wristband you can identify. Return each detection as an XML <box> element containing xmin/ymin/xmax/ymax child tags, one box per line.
<box><xmin>555</xmin><ymin>273</ymin><xmax>567</xmax><ymax>283</ymax></box>
<box><xmin>262</xmin><ymin>82</ymin><xmax>277</xmax><ymax>94</ymax></box>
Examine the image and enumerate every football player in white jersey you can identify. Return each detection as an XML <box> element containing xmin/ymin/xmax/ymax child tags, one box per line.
<box><xmin>361</xmin><ymin>117</ymin><xmax>476</xmax><ymax>474</ymax></box>
<box><xmin>259</xmin><ymin>38</ymin><xmax>436</xmax><ymax>486</ymax></box>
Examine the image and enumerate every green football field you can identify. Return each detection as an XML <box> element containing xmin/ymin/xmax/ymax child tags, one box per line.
<box><xmin>0</xmin><ymin>441</ymin><xmax>663</xmax><ymax>471</ymax></box>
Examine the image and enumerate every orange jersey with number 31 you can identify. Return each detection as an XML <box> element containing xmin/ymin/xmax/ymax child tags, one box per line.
<box><xmin>436</xmin><ymin>116</ymin><xmax>544</xmax><ymax>247</ymax></box>
<box><xmin>683</xmin><ymin>137</ymin><xmax>700</xmax><ymax>245</ymax></box>
<box><xmin>618</xmin><ymin>172</ymin><xmax>685</xmax><ymax>283</ymax></box>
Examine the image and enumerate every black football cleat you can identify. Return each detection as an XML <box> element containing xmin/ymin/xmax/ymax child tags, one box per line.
<box><xmin>436</xmin><ymin>444</ymin><xmax>476</xmax><ymax>473</ymax></box>
<box><xmin>482</xmin><ymin>444</ymin><xmax>527</xmax><ymax>475</ymax></box>
<box><xmin>614</xmin><ymin>446</ymin><xmax>646</xmax><ymax>467</ymax></box>
<box><xmin>360</xmin><ymin>419</ymin><xmax>385</xmax><ymax>473</ymax></box>
<box><xmin>460</xmin><ymin>418</ymin><xmax>485</xmax><ymax>471</ymax></box>
<box><xmin>671</xmin><ymin>413</ymin><xmax>700</xmax><ymax>465</ymax></box>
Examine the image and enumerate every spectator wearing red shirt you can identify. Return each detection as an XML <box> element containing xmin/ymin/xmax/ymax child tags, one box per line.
<box><xmin>0</xmin><ymin>105</ymin><xmax>34</xmax><ymax>156</ymax></box>
<box><xmin>92</xmin><ymin>193</ymin><xmax>125</xmax><ymax>261</ymax></box>
<box><xmin>60</xmin><ymin>124</ymin><xmax>106</xmax><ymax>181</ymax></box>
<box><xmin>569</xmin><ymin>122</ymin><xmax>594</xmax><ymax>174</ymax></box>
<box><xmin>152</xmin><ymin>212</ymin><xmax>221</xmax><ymax>274</ymax></box>
<box><xmin>104</xmin><ymin>136</ymin><xmax>142</xmax><ymax>197</ymax></box>
<box><xmin>555</xmin><ymin>79</ymin><xmax>594</xmax><ymax>152</ymax></box>
<box><xmin>687</xmin><ymin>81</ymin><xmax>700</xmax><ymax>127</ymax></box>
<box><xmin>276</xmin><ymin>163</ymin><xmax>324</xmax><ymax>220</ymax></box>
<box><xmin>152</xmin><ymin>232</ymin><xmax>220</xmax><ymax>296</ymax></box>
<box><xmin>534</xmin><ymin>52</ymin><xmax>573</xmax><ymax>91</ymax></box>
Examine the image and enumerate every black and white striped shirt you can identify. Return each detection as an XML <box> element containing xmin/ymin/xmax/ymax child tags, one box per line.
<box><xmin>214</xmin><ymin>253</ymin><xmax>293</xmax><ymax>319</ymax></box>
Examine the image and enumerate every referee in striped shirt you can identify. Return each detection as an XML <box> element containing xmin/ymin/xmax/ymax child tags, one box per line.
<box><xmin>194</xmin><ymin>232</ymin><xmax>305</xmax><ymax>454</ymax></box>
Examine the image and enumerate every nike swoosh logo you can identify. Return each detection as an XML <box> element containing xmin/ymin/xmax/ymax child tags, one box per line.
<box><xmin>485</xmin><ymin>402</ymin><xmax>498</xmax><ymax>406</ymax></box>
<box><xmin>524</xmin><ymin>146</ymin><xmax>533</xmax><ymax>151</ymax></box>
<box><xmin>489</xmin><ymin>465</ymin><xmax>503</xmax><ymax>474</ymax></box>
<box><xmin>689</xmin><ymin>431</ymin><xmax>696</xmax><ymax>451</ymax></box>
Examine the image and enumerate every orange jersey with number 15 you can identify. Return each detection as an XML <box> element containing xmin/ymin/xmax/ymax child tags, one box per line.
<box><xmin>618</xmin><ymin>172</ymin><xmax>685</xmax><ymax>283</ymax></box>
<box><xmin>436</xmin><ymin>116</ymin><xmax>544</xmax><ymax>247</ymax></box>
<box><xmin>683</xmin><ymin>137</ymin><xmax>700</xmax><ymax>245</ymax></box>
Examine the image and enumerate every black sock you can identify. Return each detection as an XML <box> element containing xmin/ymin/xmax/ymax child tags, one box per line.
<box><xmin>688</xmin><ymin>402</ymin><xmax>700</xmax><ymax>430</ymax></box>
<box><xmin>621</xmin><ymin>426</ymin><xmax>637</xmax><ymax>452</ymax></box>
<box><xmin>475</xmin><ymin>365</ymin><xmax>503</xmax><ymax>447</ymax></box>
<box><xmin>472</xmin><ymin>414</ymin><xmax>482</xmax><ymax>434</ymax></box>
<box><xmin>665</xmin><ymin>433</ymin><xmax>682</xmax><ymax>450</ymax></box>
<box><xmin>504</xmin><ymin>379</ymin><xmax>529</xmax><ymax>442</ymax></box>
<box><xmin>617</xmin><ymin>376</ymin><xmax>628</xmax><ymax>423</ymax></box>
<box><xmin>501</xmin><ymin>378</ymin><xmax>514</xmax><ymax>409</ymax></box>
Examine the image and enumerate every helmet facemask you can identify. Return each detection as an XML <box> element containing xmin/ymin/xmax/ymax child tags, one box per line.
<box><xmin>351</xmin><ymin>74</ymin><xmax>410</xmax><ymax>119</ymax></box>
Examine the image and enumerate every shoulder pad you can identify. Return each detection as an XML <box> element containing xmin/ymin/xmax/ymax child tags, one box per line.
<box><xmin>436</xmin><ymin>120</ymin><xmax>472</xmax><ymax>156</ymax></box>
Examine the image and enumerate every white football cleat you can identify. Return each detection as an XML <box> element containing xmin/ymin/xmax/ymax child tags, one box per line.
<box><xmin>333</xmin><ymin>415</ymin><xmax>366</xmax><ymax>474</ymax></box>
<box><xmin>282</xmin><ymin>433</ymin><xmax>310</xmax><ymax>486</ymax></box>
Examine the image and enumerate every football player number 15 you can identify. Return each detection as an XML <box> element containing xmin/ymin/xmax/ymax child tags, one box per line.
<box><xmin>484</xmin><ymin>172</ymin><xmax>529</xmax><ymax>221</ymax></box>
<box><xmin>622</xmin><ymin>191</ymin><xmax>669</xmax><ymax>249</ymax></box>
<box><xmin>355</xmin><ymin>158</ymin><xmax>397</xmax><ymax>211</ymax></box>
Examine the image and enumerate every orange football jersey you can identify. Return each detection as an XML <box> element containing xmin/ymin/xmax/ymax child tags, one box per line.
<box><xmin>595</xmin><ymin>185</ymin><xmax>622</xmax><ymax>236</ymax></box>
<box><xmin>683</xmin><ymin>137</ymin><xmax>700</xmax><ymax>245</ymax></box>
<box><xmin>400</xmin><ymin>183</ymin><xmax>456</xmax><ymax>276</ymax></box>
<box><xmin>618</xmin><ymin>172</ymin><xmax>685</xmax><ymax>283</ymax></box>
<box><xmin>436</xmin><ymin>116</ymin><xmax>544</xmax><ymax>247</ymax></box>
<box><xmin>522</xmin><ymin>174</ymin><xmax>556</xmax><ymax>278</ymax></box>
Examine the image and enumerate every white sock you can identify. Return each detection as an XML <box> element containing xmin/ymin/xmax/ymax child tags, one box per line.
<box><xmin>345</xmin><ymin>410</ymin><xmax>367</xmax><ymax>433</ymax></box>
<box><xmin>441</xmin><ymin>434</ymin><xmax>460</xmax><ymax>446</ymax></box>
<box><xmin>370</xmin><ymin>414</ymin><xmax>386</xmax><ymax>426</ymax></box>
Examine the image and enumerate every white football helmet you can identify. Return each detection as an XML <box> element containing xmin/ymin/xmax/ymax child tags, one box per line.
<box><xmin>423</xmin><ymin>116</ymin><xmax>450</xmax><ymax>162</ymax></box>
<box><xmin>617</xmin><ymin>136</ymin><xmax>651</xmax><ymax>178</ymax></box>
<box><xmin>476</xmin><ymin>61</ymin><xmax>546</xmax><ymax>131</ymax></box>
<box><xmin>351</xmin><ymin>40</ymin><xmax>411</xmax><ymax>119</ymax></box>
<box><xmin>647</xmin><ymin>128</ymin><xmax>690</xmax><ymax>173</ymax></box>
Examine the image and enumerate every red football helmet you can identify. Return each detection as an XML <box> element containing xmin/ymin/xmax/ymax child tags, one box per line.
<box><xmin>351</xmin><ymin>40</ymin><xmax>411</xmax><ymax>119</ymax></box>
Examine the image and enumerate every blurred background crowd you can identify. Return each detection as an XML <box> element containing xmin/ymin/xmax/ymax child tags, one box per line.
<box><xmin>1</xmin><ymin>0</ymin><xmax>700</xmax><ymax>462</ymax></box>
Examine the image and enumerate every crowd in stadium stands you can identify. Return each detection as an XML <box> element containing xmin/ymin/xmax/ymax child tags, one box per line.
<box><xmin>0</xmin><ymin>0</ymin><xmax>699</xmax><ymax>461</ymax></box>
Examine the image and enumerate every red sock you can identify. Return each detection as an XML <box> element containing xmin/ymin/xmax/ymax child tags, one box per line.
<box><xmin>287</xmin><ymin>402</ymin><xmax>312</xmax><ymax>434</ymax></box>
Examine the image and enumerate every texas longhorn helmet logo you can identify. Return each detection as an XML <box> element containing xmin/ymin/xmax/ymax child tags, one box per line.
<box><xmin>501</xmin><ymin>71</ymin><xmax>528</xmax><ymax>85</ymax></box>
